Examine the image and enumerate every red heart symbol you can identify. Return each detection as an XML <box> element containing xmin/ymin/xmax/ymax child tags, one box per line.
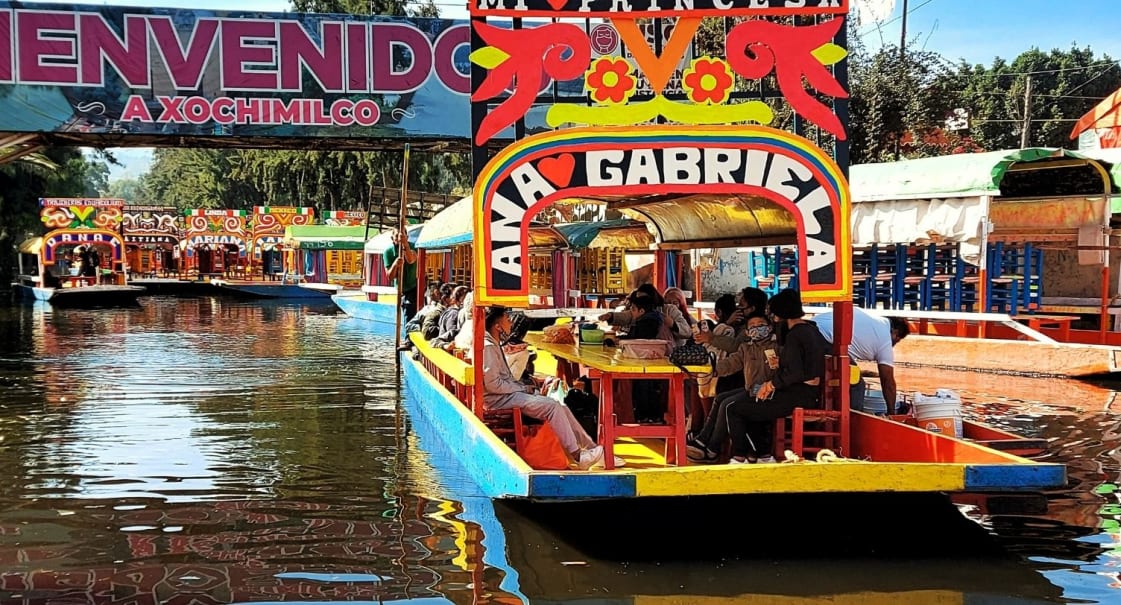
<box><xmin>546</xmin><ymin>0</ymin><xmax>567</xmax><ymax>9</ymax></box>
<box><xmin>538</xmin><ymin>154</ymin><xmax>575</xmax><ymax>188</ymax></box>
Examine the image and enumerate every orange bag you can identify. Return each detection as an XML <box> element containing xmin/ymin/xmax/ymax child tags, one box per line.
<box><xmin>520</xmin><ymin>423</ymin><xmax>570</xmax><ymax>470</ymax></box>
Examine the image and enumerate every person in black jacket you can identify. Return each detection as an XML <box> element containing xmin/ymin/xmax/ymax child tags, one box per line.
<box><xmin>619</xmin><ymin>291</ymin><xmax>669</xmax><ymax>424</ymax></box>
<box><xmin>725</xmin><ymin>288</ymin><xmax>829</xmax><ymax>464</ymax></box>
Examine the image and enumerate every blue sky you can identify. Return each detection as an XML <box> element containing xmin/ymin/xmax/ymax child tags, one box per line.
<box><xmin>41</xmin><ymin>0</ymin><xmax>1121</xmax><ymax>178</ymax></box>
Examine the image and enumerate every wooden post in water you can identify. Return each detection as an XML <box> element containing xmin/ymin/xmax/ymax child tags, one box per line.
<box><xmin>395</xmin><ymin>144</ymin><xmax>412</xmax><ymax>363</ymax></box>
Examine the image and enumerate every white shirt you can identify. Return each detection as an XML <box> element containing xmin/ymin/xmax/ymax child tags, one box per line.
<box><xmin>814</xmin><ymin>309</ymin><xmax>894</xmax><ymax>366</ymax></box>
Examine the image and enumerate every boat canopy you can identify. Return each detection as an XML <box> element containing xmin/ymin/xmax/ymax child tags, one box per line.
<box><xmin>282</xmin><ymin>225</ymin><xmax>369</xmax><ymax>250</ymax></box>
<box><xmin>554</xmin><ymin>219</ymin><xmax>654</xmax><ymax>250</ymax></box>
<box><xmin>851</xmin><ymin>148</ymin><xmax>1120</xmax><ymax>202</ymax></box>
<box><xmin>558</xmin><ymin>194</ymin><xmax>800</xmax><ymax>250</ymax></box>
<box><xmin>416</xmin><ymin>196</ymin><xmax>568</xmax><ymax>251</ymax></box>
<box><xmin>364</xmin><ymin>224</ymin><xmax>422</xmax><ymax>254</ymax></box>
<box><xmin>849</xmin><ymin>149</ymin><xmax>1118</xmax><ymax>254</ymax></box>
<box><xmin>415</xmin><ymin>196</ymin><xmax>471</xmax><ymax>249</ymax></box>
<box><xmin>18</xmin><ymin>237</ymin><xmax>42</xmax><ymax>255</ymax></box>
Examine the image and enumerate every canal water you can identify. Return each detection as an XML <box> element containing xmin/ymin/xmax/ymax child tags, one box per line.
<box><xmin>0</xmin><ymin>296</ymin><xmax>1119</xmax><ymax>604</ymax></box>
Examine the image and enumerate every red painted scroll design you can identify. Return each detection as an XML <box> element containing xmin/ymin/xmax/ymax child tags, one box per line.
<box><xmin>471</xmin><ymin>22</ymin><xmax>590</xmax><ymax>145</ymax></box>
<box><xmin>726</xmin><ymin>17</ymin><xmax>849</xmax><ymax>140</ymax></box>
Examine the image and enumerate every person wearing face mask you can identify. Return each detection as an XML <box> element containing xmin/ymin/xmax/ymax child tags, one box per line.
<box><xmin>694</xmin><ymin>287</ymin><xmax>768</xmax><ymax>353</ymax></box>
<box><xmin>687</xmin><ymin>314</ymin><xmax>778</xmax><ymax>463</ymax></box>
<box><xmin>725</xmin><ymin>289</ymin><xmax>829</xmax><ymax>464</ymax></box>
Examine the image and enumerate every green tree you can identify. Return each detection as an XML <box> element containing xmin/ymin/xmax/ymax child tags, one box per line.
<box><xmin>105</xmin><ymin>177</ymin><xmax>147</xmax><ymax>204</ymax></box>
<box><xmin>947</xmin><ymin>47</ymin><xmax>1121</xmax><ymax>150</ymax></box>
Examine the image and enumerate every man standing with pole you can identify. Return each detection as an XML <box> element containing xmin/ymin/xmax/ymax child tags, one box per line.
<box><xmin>387</xmin><ymin>144</ymin><xmax>417</xmax><ymax>354</ymax></box>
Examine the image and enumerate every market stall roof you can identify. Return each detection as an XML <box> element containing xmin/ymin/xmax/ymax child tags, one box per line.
<box><xmin>18</xmin><ymin>237</ymin><xmax>41</xmax><ymax>255</ymax></box>
<box><xmin>364</xmin><ymin>224</ymin><xmax>422</xmax><ymax>254</ymax></box>
<box><xmin>554</xmin><ymin>219</ymin><xmax>653</xmax><ymax>250</ymax></box>
<box><xmin>850</xmin><ymin>148</ymin><xmax>1119</xmax><ymax>202</ymax></box>
<box><xmin>283</xmin><ymin>225</ymin><xmax>370</xmax><ymax>250</ymax></box>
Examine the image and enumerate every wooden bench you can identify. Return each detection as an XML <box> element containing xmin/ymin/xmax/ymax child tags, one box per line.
<box><xmin>408</xmin><ymin>333</ymin><xmax>525</xmax><ymax>451</ymax></box>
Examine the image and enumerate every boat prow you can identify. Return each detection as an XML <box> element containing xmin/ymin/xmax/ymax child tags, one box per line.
<box><xmin>14</xmin><ymin>283</ymin><xmax>144</xmax><ymax>308</ymax></box>
<box><xmin>331</xmin><ymin>292</ymin><xmax>400</xmax><ymax>324</ymax></box>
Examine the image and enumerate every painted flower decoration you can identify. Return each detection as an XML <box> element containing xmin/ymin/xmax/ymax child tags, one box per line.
<box><xmin>683</xmin><ymin>57</ymin><xmax>734</xmax><ymax>105</ymax></box>
<box><xmin>585</xmin><ymin>57</ymin><xmax>637</xmax><ymax>106</ymax></box>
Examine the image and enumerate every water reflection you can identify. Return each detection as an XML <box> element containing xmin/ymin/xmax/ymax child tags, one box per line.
<box><xmin>0</xmin><ymin>297</ymin><xmax>1120</xmax><ymax>603</ymax></box>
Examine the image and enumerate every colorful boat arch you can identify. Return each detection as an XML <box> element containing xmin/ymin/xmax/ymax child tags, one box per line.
<box><xmin>42</xmin><ymin>229</ymin><xmax>126</xmax><ymax>265</ymax></box>
<box><xmin>472</xmin><ymin>125</ymin><xmax>852</xmax><ymax>306</ymax></box>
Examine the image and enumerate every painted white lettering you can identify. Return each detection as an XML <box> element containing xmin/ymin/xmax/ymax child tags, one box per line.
<box><xmin>765</xmin><ymin>155</ymin><xmax>814</xmax><ymax>203</ymax></box>
<box><xmin>625</xmin><ymin>150</ymin><xmax>660</xmax><ymax>186</ymax></box>
<box><xmin>664</xmin><ymin>148</ymin><xmax>701</xmax><ymax>185</ymax></box>
<box><xmin>703</xmin><ymin>148</ymin><xmax>740</xmax><ymax>184</ymax></box>
<box><xmin>802</xmin><ymin>235</ymin><xmax>835</xmax><ymax>273</ymax></box>
<box><xmin>794</xmin><ymin>186</ymin><xmax>830</xmax><ymax>237</ymax></box>
<box><xmin>587</xmin><ymin>150</ymin><xmax>626</xmax><ymax>186</ymax></box>
<box><xmin>743</xmin><ymin>149</ymin><xmax>769</xmax><ymax>187</ymax></box>
<box><xmin>510</xmin><ymin>164</ymin><xmax>556</xmax><ymax>207</ymax></box>
<box><xmin>611</xmin><ymin>0</ymin><xmax>633</xmax><ymax>12</ymax></box>
<box><xmin>489</xmin><ymin>191</ymin><xmax>527</xmax><ymax>246</ymax></box>
<box><xmin>784</xmin><ymin>0</ymin><xmax>807</xmax><ymax>7</ymax></box>
<box><xmin>491</xmin><ymin>243</ymin><xmax>523</xmax><ymax>279</ymax></box>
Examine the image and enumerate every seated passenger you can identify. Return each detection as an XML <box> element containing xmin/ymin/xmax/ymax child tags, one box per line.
<box><xmin>406</xmin><ymin>284</ymin><xmax>441</xmax><ymax>333</ymax></box>
<box><xmin>726</xmin><ymin>289</ymin><xmax>828</xmax><ymax>464</ymax></box>
<box><xmin>599</xmin><ymin>284</ymin><xmax>689</xmax><ymax>344</ymax></box>
<box><xmin>482</xmin><ymin>306</ymin><xmax>621</xmax><ymax>470</ymax></box>
<box><xmin>618</xmin><ymin>291</ymin><xmax>669</xmax><ymax>424</ymax></box>
<box><xmin>430</xmin><ymin>285</ymin><xmax>468</xmax><ymax>349</ymax></box>
<box><xmin>687</xmin><ymin>314</ymin><xmax>777</xmax><ymax>463</ymax></box>
<box><xmin>421</xmin><ymin>283</ymin><xmax>453</xmax><ymax>341</ymax></box>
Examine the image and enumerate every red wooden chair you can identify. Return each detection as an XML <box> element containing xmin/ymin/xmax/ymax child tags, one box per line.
<box><xmin>773</xmin><ymin>355</ymin><xmax>851</xmax><ymax>459</ymax></box>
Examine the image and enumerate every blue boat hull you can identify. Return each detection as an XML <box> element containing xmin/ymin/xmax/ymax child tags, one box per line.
<box><xmin>332</xmin><ymin>294</ymin><xmax>400</xmax><ymax>324</ymax></box>
<box><xmin>214</xmin><ymin>283</ymin><xmax>332</xmax><ymax>299</ymax></box>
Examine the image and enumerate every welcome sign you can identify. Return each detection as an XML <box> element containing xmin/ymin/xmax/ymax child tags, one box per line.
<box><xmin>0</xmin><ymin>1</ymin><xmax>474</xmax><ymax>141</ymax></box>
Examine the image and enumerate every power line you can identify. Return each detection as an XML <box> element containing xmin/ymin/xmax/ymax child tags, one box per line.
<box><xmin>858</xmin><ymin>0</ymin><xmax>939</xmax><ymax>38</ymax></box>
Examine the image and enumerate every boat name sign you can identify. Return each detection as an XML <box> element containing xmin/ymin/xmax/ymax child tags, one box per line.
<box><xmin>486</xmin><ymin>143</ymin><xmax>840</xmax><ymax>292</ymax></box>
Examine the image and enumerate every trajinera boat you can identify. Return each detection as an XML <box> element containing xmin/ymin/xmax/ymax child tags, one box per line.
<box><xmin>13</xmin><ymin>198</ymin><xmax>144</xmax><ymax>307</ymax></box>
<box><xmin>395</xmin><ymin>0</ymin><xmax>1065</xmax><ymax>502</ymax></box>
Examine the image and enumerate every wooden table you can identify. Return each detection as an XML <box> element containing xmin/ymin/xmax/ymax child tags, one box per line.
<box><xmin>525</xmin><ymin>333</ymin><xmax>706</xmax><ymax>469</ymax></box>
<box><xmin>1018</xmin><ymin>314</ymin><xmax>1077</xmax><ymax>341</ymax></box>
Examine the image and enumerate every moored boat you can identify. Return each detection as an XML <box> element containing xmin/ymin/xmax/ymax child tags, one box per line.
<box><xmin>395</xmin><ymin>0</ymin><xmax>1063</xmax><ymax>505</ymax></box>
<box><xmin>13</xmin><ymin>198</ymin><xmax>144</xmax><ymax>308</ymax></box>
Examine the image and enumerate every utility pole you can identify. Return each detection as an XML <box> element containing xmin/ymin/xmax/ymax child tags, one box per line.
<box><xmin>1021</xmin><ymin>75</ymin><xmax>1034</xmax><ymax>148</ymax></box>
<box><xmin>900</xmin><ymin>0</ymin><xmax>909</xmax><ymax>60</ymax></box>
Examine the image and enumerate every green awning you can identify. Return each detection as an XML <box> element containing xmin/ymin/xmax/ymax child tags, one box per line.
<box><xmin>851</xmin><ymin>148</ymin><xmax>1114</xmax><ymax>202</ymax></box>
<box><xmin>283</xmin><ymin>225</ymin><xmax>370</xmax><ymax>250</ymax></box>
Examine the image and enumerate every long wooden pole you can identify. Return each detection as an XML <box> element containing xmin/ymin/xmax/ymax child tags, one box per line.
<box><xmin>395</xmin><ymin>144</ymin><xmax>411</xmax><ymax>363</ymax></box>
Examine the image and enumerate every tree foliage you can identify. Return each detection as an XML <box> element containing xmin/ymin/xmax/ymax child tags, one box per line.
<box><xmin>136</xmin><ymin>148</ymin><xmax>471</xmax><ymax>213</ymax></box>
<box><xmin>848</xmin><ymin>34</ymin><xmax>1121</xmax><ymax>164</ymax></box>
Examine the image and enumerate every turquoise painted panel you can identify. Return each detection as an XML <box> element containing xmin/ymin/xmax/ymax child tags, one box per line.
<box><xmin>332</xmin><ymin>296</ymin><xmax>399</xmax><ymax>324</ymax></box>
<box><xmin>401</xmin><ymin>355</ymin><xmax>530</xmax><ymax>498</ymax></box>
<box><xmin>528</xmin><ymin>473</ymin><xmax>636</xmax><ymax>499</ymax></box>
<box><xmin>964</xmin><ymin>464</ymin><xmax>1067</xmax><ymax>492</ymax></box>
